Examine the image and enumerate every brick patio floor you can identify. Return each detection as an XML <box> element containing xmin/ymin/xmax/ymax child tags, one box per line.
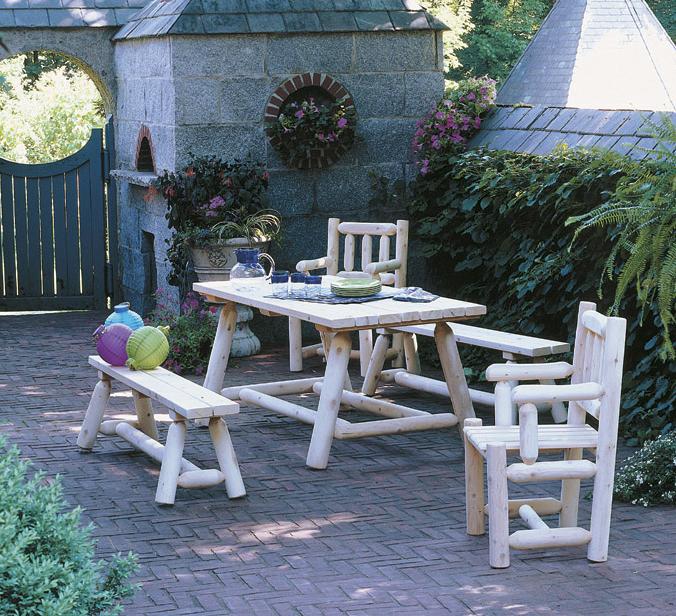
<box><xmin>0</xmin><ymin>311</ymin><xmax>674</xmax><ymax>615</ymax></box>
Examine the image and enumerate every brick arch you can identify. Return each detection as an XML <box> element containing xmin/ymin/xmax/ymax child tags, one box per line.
<box><xmin>265</xmin><ymin>73</ymin><xmax>356</xmax><ymax>170</ymax></box>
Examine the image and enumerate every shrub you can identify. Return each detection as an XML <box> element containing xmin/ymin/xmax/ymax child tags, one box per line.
<box><xmin>407</xmin><ymin>144</ymin><xmax>675</xmax><ymax>444</ymax></box>
<box><xmin>148</xmin><ymin>290</ymin><xmax>218</xmax><ymax>375</ymax></box>
<box><xmin>0</xmin><ymin>436</ymin><xmax>138</xmax><ymax>615</ymax></box>
<box><xmin>614</xmin><ymin>432</ymin><xmax>676</xmax><ymax>506</ymax></box>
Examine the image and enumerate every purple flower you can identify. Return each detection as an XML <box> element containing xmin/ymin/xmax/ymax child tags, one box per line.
<box><xmin>467</xmin><ymin>91</ymin><xmax>476</xmax><ymax>101</ymax></box>
<box><xmin>337</xmin><ymin>117</ymin><xmax>348</xmax><ymax>129</ymax></box>
<box><xmin>420</xmin><ymin>159</ymin><xmax>430</xmax><ymax>175</ymax></box>
<box><xmin>316</xmin><ymin>132</ymin><xmax>326</xmax><ymax>142</ymax></box>
<box><xmin>209</xmin><ymin>195</ymin><xmax>225</xmax><ymax>210</ymax></box>
<box><xmin>295</xmin><ymin>109</ymin><xmax>304</xmax><ymax>119</ymax></box>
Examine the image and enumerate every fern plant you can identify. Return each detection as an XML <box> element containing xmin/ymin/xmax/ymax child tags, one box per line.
<box><xmin>213</xmin><ymin>209</ymin><xmax>281</xmax><ymax>245</ymax></box>
<box><xmin>567</xmin><ymin>115</ymin><xmax>676</xmax><ymax>358</ymax></box>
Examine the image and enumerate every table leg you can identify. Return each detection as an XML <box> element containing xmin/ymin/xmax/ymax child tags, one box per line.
<box><xmin>306</xmin><ymin>330</ymin><xmax>352</xmax><ymax>469</ymax></box>
<box><xmin>204</xmin><ymin>302</ymin><xmax>238</xmax><ymax>394</ymax></box>
<box><xmin>434</xmin><ymin>322</ymin><xmax>475</xmax><ymax>424</ymax></box>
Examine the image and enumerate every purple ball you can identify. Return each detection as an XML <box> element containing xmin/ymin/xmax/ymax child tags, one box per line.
<box><xmin>96</xmin><ymin>323</ymin><xmax>133</xmax><ymax>366</ymax></box>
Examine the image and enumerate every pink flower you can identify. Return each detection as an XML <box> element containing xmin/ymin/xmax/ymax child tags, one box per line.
<box><xmin>316</xmin><ymin>132</ymin><xmax>326</xmax><ymax>142</ymax></box>
<box><xmin>327</xmin><ymin>132</ymin><xmax>337</xmax><ymax>142</ymax></box>
<box><xmin>337</xmin><ymin>117</ymin><xmax>348</xmax><ymax>129</ymax></box>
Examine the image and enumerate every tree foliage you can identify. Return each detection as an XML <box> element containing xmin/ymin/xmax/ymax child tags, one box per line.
<box><xmin>0</xmin><ymin>53</ymin><xmax>104</xmax><ymax>163</ymax></box>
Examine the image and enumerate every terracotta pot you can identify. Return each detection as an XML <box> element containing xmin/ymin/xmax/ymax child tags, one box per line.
<box><xmin>189</xmin><ymin>237</ymin><xmax>270</xmax><ymax>282</ymax></box>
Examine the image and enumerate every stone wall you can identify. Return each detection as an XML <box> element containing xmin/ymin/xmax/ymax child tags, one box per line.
<box><xmin>114</xmin><ymin>29</ymin><xmax>444</xmax><ymax>327</ymax></box>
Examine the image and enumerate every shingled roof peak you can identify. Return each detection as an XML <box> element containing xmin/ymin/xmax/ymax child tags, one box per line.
<box><xmin>497</xmin><ymin>0</ymin><xmax>676</xmax><ymax>112</ymax></box>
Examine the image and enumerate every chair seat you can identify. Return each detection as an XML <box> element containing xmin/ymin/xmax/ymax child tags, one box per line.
<box><xmin>465</xmin><ymin>424</ymin><xmax>598</xmax><ymax>454</ymax></box>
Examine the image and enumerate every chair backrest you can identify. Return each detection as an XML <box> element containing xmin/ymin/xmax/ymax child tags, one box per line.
<box><xmin>325</xmin><ymin>218</ymin><xmax>409</xmax><ymax>288</ymax></box>
<box><xmin>568</xmin><ymin>301</ymin><xmax>627</xmax><ymax>432</ymax></box>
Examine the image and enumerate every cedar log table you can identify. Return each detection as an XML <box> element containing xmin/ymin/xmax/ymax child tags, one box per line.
<box><xmin>195</xmin><ymin>277</ymin><xmax>486</xmax><ymax>470</ymax></box>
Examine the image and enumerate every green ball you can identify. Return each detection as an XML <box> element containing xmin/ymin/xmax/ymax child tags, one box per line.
<box><xmin>125</xmin><ymin>326</ymin><xmax>169</xmax><ymax>370</ymax></box>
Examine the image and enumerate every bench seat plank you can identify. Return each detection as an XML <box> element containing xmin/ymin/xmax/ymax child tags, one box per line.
<box><xmin>392</xmin><ymin>323</ymin><xmax>569</xmax><ymax>357</ymax></box>
<box><xmin>89</xmin><ymin>355</ymin><xmax>239</xmax><ymax>419</ymax></box>
<box><xmin>465</xmin><ymin>424</ymin><xmax>597</xmax><ymax>454</ymax></box>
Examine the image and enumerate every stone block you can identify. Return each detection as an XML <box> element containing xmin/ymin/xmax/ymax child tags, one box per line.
<box><xmin>335</xmin><ymin>73</ymin><xmax>405</xmax><ymax>118</ymax></box>
<box><xmin>143</xmin><ymin>79</ymin><xmax>166</xmax><ymax>124</ymax></box>
<box><xmin>171</xmin><ymin>35</ymin><xmax>266</xmax><ymax>78</ymax></box>
<box><xmin>117</xmin><ymin>78</ymin><xmax>146</xmax><ymax>121</ymax></box>
<box><xmin>356</xmin><ymin>118</ymin><xmax>417</xmax><ymax>164</ymax></box>
<box><xmin>267</xmin><ymin>170</ymin><xmax>316</xmax><ymax>217</ymax></box>
<box><xmin>148</xmin><ymin>124</ymin><xmax>176</xmax><ymax>174</ymax></box>
<box><xmin>118</xmin><ymin>202</ymin><xmax>140</xmax><ymax>249</ymax></box>
<box><xmin>220</xmin><ymin>77</ymin><xmax>271</xmax><ymax>123</ymax></box>
<box><xmin>274</xmin><ymin>214</ymin><xmax>329</xmax><ymax>274</ymax></box>
<box><xmin>354</xmin><ymin>31</ymin><xmax>436</xmax><ymax>72</ymax></box>
<box><xmin>267</xmin><ymin>33</ymin><xmax>354</xmax><ymax>74</ymax></box>
<box><xmin>174</xmin><ymin>78</ymin><xmax>222</xmax><ymax>125</ymax></box>
<box><xmin>315</xmin><ymin>165</ymin><xmax>372</xmax><ymax>214</ymax></box>
<box><xmin>174</xmin><ymin>125</ymin><xmax>266</xmax><ymax>167</ymax></box>
<box><xmin>404</xmin><ymin>72</ymin><xmax>444</xmax><ymax>117</ymax></box>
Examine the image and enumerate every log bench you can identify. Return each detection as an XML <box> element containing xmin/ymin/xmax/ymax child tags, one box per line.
<box><xmin>77</xmin><ymin>355</ymin><xmax>245</xmax><ymax>505</ymax></box>
<box><xmin>380</xmin><ymin>322</ymin><xmax>571</xmax><ymax>423</ymax></box>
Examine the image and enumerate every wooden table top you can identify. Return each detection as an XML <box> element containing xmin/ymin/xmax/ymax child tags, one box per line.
<box><xmin>194</xmin><ymin>277</ymin><xmax>486</xmax><ymax>332</ymax></box>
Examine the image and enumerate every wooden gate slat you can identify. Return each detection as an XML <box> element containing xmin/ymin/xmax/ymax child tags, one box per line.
<box><xmin>64</xmin><ymin>169</ymin><xmax>81</xmax><ymax>296</ymax></box>
<box><xmin>26</xmin><ymin>177</ymin><xmax>42</xmax><ymax>296</ymax></box>
<box><xmin>39</xmin><ymin>176</ymin><xmax>55</xmax><ymax>296</ymax></box>
<box><xmin>78</xmin><ymin>161</ymin><xmax>94</xmax><ymax>297</ymax></box>
<box><xmin>13</xmin><ymin>176</ymin><xmax>29</xmax><ymax>297</ymax></box>
<box><xmin>0</xmin><ymin>174</ymin><xmax>15</xmax><ymax>296</ymax></box>
<box><xmin>52</xmin><ymin>175</ymin><xmax>68</xmax><ymax>296</ymax></box>
<box><xmin>89</xmin><ymin>130</ymin><xmax>106</xmax><ymax>308</ymax></box>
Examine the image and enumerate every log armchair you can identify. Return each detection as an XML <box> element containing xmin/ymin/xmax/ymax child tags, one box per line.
<box><xmin>289</xmin><ymin>218</ymin><xmax>409</xmax><ymax>375</ymax></box>
<box><xmin>463</xmin><ymin>302</ymin><xmax>626</xmax><ymax>567</ymax></box>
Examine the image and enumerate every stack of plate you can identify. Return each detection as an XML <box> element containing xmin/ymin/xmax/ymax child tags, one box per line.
<box><xmin>331</xmin><ymin>278</ymin><xmax>382</xmax><ymax>298</ymax></box>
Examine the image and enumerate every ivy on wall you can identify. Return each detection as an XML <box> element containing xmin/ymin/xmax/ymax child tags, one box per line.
<box><xmin>406</xmin><ymin>145</ymin><xmax>675</xmax><ymax>444</ymax></box>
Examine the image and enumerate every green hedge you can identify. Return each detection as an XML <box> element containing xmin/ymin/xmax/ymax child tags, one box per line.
<box><xmin>0</xmin><ymin>437</ymin><xmax>138</xmax><ymax>614</ymax></box>
<box><xmin>407</xmin><ymin>146</ymin><xmax>675</xmax><ymax>444</ymax></box>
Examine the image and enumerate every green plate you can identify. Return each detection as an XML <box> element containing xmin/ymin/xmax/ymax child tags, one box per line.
<box><xmin>331</xmin><ymin>278</ymin><xmax>380</xmax><ymax>290</ymax></box>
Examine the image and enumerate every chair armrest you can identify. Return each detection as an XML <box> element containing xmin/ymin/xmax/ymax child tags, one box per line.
<box><xmin>364</xmin><ymin>259</ymin><xmax>401</xmax><ymax>276</ymax></box>
<box><xmin>485</xmin><ymin>361</ymin><xmax>574</xmax><ymax>382</ymax></box>
<box><xmin>296</xmin><ymin>256</ymin><xmax>333</xmax><ymax>273</ymax></box>
<box><xmin>513</xmin><ymin>382</ymin><xmax>603</xmax><ymax>405</ymax></box>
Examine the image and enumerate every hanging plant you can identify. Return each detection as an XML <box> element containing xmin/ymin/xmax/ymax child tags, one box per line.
<box><xmin>267</xmin><ymin>95</ymin><xmax>356</xmax><ymax>170</ymax></box>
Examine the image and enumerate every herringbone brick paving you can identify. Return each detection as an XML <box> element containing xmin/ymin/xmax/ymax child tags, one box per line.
<box><xmin>0</xmin><ymin>311</ymin><xmax>674</xmax><ymax>615</ymax></box>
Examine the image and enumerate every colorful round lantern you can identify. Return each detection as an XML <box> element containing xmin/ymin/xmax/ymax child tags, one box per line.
<box><xmin>104</xmin><ymin>302</ymin><xmax>144</xmax><ymax>330</ymax></box>
<box><xmin>93</xmin><ymin>323</ymin><xmax>133</xmax><ymax>366</ymax></box>
<box><xmin>126</xmin><ymin>326</ymin><xmax>170</xmax><ymax>371</ymax></box>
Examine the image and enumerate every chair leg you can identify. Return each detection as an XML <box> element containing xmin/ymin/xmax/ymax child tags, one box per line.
<box><xmin>289</xmin><ymin>317</ymin><xmax>303</xmax><ymax>372</ymax></box>
<box><xmin>464</xmin><ymin>418</ymin><xmax>485</xmax><ymax>536</ymax></box>
<box><xmin>361</xmin><ymin>333</ymin><xmax>390</xmax><ymax>395</ymax></box>
<box><xmin>391</xmin><ymin>332</ymin><xmax>405</xmax><ymax>368</ymax></box>
<box><xmin>77</xmin><ymin>375</ymin><xmax>111</xmax><ymax>450</ymax></box>
<box><xmin>588</xmin><ymin>455</ymin><xmax>616</xmax><ymax>562</ymax></box>
<box><xmin>560</xmin><ymin>447</ymin><xmax>583</xmax><ymax>527</ymax></box>
<box><xmin>209</xmin><ymin>417</ymin><xmax>246</xmax><ymax>499</ymax></box>
<box><xmin>403</xmin><ymin>333</ymin><xmax>421</xmax><ymax>375</ymax></box>
<box><xmin>132</xmin><ymin>390</ymin><xmax>159</xmax><ymax>440</ymax></box>
<box><xmin>155</xmin><ymin>420</ymin><xmax>187</xmax><ymax>505</ymax></box>
<box><xmin>358</xmin><ymin>329</ymin><xmax>373</xmax><ymax>378</ymax></box>
<box><xmin>487</xmin><ymin>442</ymin><xmax>510</xmax><ymax>568</ymax></box>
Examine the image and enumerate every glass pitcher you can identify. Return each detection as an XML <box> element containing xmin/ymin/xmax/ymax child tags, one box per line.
<box><xmin>229</xmin><ymin>248</ymin><xmax>275</xmax><ymax>286</ymax></box>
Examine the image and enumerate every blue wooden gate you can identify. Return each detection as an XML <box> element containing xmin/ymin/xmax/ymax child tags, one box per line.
<box><xmin>0</xmin><ymin>124</ymin><xmax>116</xmax><ymax>310</ymax></box>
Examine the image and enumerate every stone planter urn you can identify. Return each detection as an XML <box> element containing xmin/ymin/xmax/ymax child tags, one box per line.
<box><xmin>190</xmin><ymin>237</ymin><xmax>270</xmax><ymax>358</ymax></box>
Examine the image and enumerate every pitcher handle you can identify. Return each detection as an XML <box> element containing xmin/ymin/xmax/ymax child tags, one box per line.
<box><xmin>258</xmin><ymin>252</ymin><xmax>276</xmax><ymax>278</ymax></box>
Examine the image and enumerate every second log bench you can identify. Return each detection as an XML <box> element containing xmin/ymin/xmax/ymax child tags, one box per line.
<box><xmin>376</xmin><ymin>322</ymin><xmax>570</xmax><ymax>423</ymax></box>
<box><xmin>78</xmin><ymin>355</ymin><xmax>245</xmax><ymax>505</ymax></box>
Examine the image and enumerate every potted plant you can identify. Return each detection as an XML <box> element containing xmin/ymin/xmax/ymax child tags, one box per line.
<box><xmin>154</xmin><ymin>155</ymin><xmax>278</xmax><ymax>289</ymax></box>
<box><xmin>267</xmin><ymin>95</ymin><xmax>356</xmax><ymax>169</ymax></box>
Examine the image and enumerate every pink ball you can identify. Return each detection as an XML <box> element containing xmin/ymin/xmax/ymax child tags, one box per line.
<box><xmin>95</xmin><ymin>323</ymin><xmax>133</xmax><ymax>366</ymax></box>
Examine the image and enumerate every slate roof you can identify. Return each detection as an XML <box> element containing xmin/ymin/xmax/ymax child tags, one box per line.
<box><xmin>498</xmin><ymin>0</ymin><xmax>676</xmax><ymax>111</ymax></box>
<box><xmin>114</xmin><ymin>0</ymin><xmax>447</xmax><ymax>40</ymax></box>
<box><xmin>475</xmin><ymin>0</ymin><xmax>676</xmax><ymax>158</ymax></box>
<box><xmin>0</xmin><ymin>0</ymin><xmax>148</xmax><ymax>29</ymax></box>
<box><xmin>471</xmin><ymin>106</ymin><xmax>676</xmax><ymax>160</ymax></box>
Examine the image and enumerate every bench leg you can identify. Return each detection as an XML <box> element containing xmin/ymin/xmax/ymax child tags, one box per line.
<box><xmin>132</xmin><ymin>390</ymin><xmax>159</xmax><ymax>440</ymax></box>
<box><xmin>209</xmin><ymin>417</ymin><xmax>246</xmax><ymax>499</ymax></box>
<box><xmin>155</xmin><ymin>420</ymin><xmax>187</xmax><ymax>505</ymax></box>
<box><xmin>77</xmin><ymin>374</ymin><xmax>111</xmax><ymax>450</ymax></box>
<box><xmin>204</xmin><ymin>302</ymin><xmax>238</xmax><ymax>394</ymax></box>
